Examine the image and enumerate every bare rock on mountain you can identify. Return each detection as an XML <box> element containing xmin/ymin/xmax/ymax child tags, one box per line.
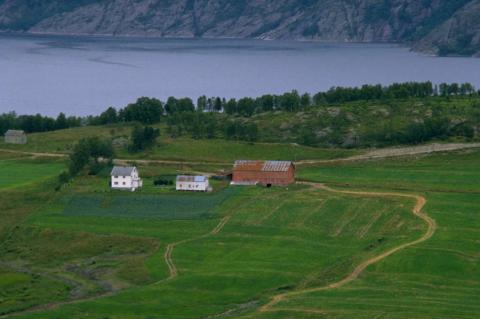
<box><xmin>0</xmin><ymin>0</ymin><xmax>478</xmax><ymax>56</ymax></box>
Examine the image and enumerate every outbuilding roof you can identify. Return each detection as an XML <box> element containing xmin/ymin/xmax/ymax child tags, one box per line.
<box><xmin>5</xmin><ymin>130</ymin><xmax>26</xmax><ymax>136</ymax></box>
<box><xmin>234</xmin><ymin>160</ymin><xmax>293</xmax><ymax>172</ymax></box>
<box><xmin>176</xmin><ymin>175</ymin><xmax>208</xmax><ymax>182</ymax></box>
<box><xmin>111</xmin><ymin>166</ymin><xmax>136</xmax><ymax>176</ymax></box>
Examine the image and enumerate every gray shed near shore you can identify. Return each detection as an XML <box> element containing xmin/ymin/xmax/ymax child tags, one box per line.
<box><xmin>4</xmin><ymin>130</ymin><xmax>27</xmax><ymax>144</ymax></box>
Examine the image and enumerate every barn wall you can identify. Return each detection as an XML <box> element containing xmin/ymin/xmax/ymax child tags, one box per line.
<box><xmin>232</xmin><ymin>165</ymin><xmax>295</xmax><ymax>185</ymax></box>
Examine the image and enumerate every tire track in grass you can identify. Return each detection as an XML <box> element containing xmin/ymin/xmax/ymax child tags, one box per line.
<box><xmin>160</xmin><ymin>192</ymin><xmax>286</xmax><ymax>282</ymax></box>
<box><xmin>0</xmin><ymin>189</ymin><xmax>276</xmax><ymax>318</ymax></box>
<box><xmin>161</xmin><ymin>215</ymin><xmax>231</xmax><ymax>281</ymax></box>
<box><xmin>259</xmin><ymin>181</ymin><xmax>436</xmax><ymax>314</ymax></box>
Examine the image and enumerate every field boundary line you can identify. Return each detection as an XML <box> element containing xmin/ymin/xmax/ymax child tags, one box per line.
<box><xmin>259</xmin><ymin>181</ymin><xmax>436</xmax><ymax>313</ymax></box>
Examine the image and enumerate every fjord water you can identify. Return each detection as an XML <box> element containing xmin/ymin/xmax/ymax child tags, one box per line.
<box><xmin>1</xmin><ymin>34</ymin><xmax>480</xmax><ymax>116</ymax></box>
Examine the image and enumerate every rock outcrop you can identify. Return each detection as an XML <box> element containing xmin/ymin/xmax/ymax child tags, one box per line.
<box><xmin>0</xmin><ymin>0</ymin><xmax>478</xmax><ymax>56</ymax></box>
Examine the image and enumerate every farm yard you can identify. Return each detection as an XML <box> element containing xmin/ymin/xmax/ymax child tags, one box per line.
<box><xmin>0</xmin><ymin>139</ymin><xmax>479</xmax><ymax>318</ymax></box>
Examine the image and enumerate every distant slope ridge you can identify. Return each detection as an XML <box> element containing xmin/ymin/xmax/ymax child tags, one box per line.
<box><xmin>0</xmin><ymin>0</ymin><xmax>479</xmax><ymax>56</ymax></box>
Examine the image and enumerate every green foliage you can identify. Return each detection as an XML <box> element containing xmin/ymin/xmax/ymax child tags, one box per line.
<box><xmin>97</xmin><ymin>107</ymin><xmax>118</xmax><ymax>125</ymax></box>
<box><xmin>128</xmin><ymin>125</ymin><xmax>160</xmax><ymax>152</ymax></box>
<box><xmin>120</xmin><ymin>97</ymin><xmax>163</xmax><ymax>124</ymax></box>
<box><xmin>0</xmin><ymin>111</ymin><xmax>81</xmax><ymax>135</ymax></box>
<box><xmin>298</xmin><ymin>127</ymin><xmax>316</xmax><ymax>146</ymax></box>
<box><xmin>166</xmin><ymin>112</ymin><xmax>218</xmax><ymax>139</ymax></box>
<box><xmin>68</xmin><ymin>137</ymin><xmax>114</xmax><ymax>176</ymax></box>
<box><xmin>165</xmin><ymin>97</ymin><xmax>195</xmax><ymax>115</ymax></box>
<box><xmin>224</xmin><ymin>121</ymin><xmax>259</xmax><ymax>142</ymax></box>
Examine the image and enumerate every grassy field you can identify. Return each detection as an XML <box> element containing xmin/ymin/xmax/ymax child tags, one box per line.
<box><xmin>0</xmin><ymin>143</ymin><xmax>479</xmax><ymax>318</ymax></box>
<box><xmin>0</xmin><ymin>158</ymin><xmax>64</xmax><ymax>190</ymax></box>
<box><xmin>247</xmin><ymin>150</ymin><xmax>480</xmax><ymax>318</ymax></box>
<box><xmin>14</xmin><ymin>185</ymin><xmax>420</xmax><ymax>319</ymax></box>
<box><xmin>0</xmin><ymin>125</ymin><xmax>359</xmax><ymax>162</ymax></box>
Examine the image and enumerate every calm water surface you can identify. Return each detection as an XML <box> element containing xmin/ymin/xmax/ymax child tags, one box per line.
<box><xmin>1</xmin><ymin>34</ymin><xmax>480</xmax><ymax>116</ymax></box>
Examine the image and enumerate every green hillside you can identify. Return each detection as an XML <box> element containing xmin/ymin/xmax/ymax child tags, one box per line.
<box><xmin>0</xmin><ymin>135</ymin><xmax>479</xmax><ymax>318</ymax></box>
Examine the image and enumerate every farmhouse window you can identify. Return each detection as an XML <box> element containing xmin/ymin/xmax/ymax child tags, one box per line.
<box><xmin>123</xmin><ymin>182</ymin><xmax>126</xmax><ymax>185</ymax></box>
<box><xmin>114</xmin><ymin>182</ymin><xmax>118</xmax><ymax>185</ymax></box>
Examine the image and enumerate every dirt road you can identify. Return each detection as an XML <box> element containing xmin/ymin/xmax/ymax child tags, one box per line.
<box><xmin>297</xmin><ymin>142</ymin><xmax>480</xmax><ymax>165</ymax></box>
<box><xmin>1</xmin><ymin>142</ymin><xmax>479</xmax><ymax>167</ymax></box>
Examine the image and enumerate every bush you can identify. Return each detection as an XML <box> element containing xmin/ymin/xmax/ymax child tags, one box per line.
<box><xmin>129</xmin><ymin>125</ymin><xmax>160</xmax><ymax>153</ymax></box>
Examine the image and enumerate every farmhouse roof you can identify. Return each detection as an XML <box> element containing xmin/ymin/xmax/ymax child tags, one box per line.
<box><xmin>234</xmin><ymin>160</ymin><xmax>293</xmax><ymax>172</ymax></box>
<box><xmin>176</xmin><ymin>175</ymin><xmax>208</xmax><ymax>182</ymax></box>
<box><xmin>111</xmin><ymin>166</ymin><xmax>136</xmax><ymax>176</ymax></box>
<box><xmin>5</xmin><ymin>129</ymin><xmax>26</xmax><ymax>136</ymax></box>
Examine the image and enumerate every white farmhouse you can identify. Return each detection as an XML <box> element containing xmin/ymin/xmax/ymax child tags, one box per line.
<box><xmin>176</xmin><ymin>175</ymin><xmax>209</xmax><ymax>192</ymax></box>
<box><xmin>111</xmin><ymin>166</ymin><xmax>143</xmax><ymax>191</ymax></box>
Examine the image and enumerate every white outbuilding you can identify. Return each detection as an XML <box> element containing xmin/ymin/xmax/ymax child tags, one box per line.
<box><xmin>176</xmin><ymin>175</ymin><xmax>210</xmax><ymax>192</ymax></box>
<box><xmin>111</xmin><ymin>166</ymin><xmax>143</xmax><ymax>192</ymax></box>
<box><xmin>4</xmin><ymin>130</ymin><xmax>27</xmax><ymax>144</ymax></box>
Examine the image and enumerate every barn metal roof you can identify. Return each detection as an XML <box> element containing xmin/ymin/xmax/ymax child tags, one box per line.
<box><xmin>5</xmin><ymin>130</ymin><xmax>26</xmax><ymax>136</ymax></box>
<box><xmin>262</xmin><ymin>161</ymin><xmax>293</xmax><ymax>172</ymax></box>
<box><xmin>234</xmin><ymin>160</ymin><xmax>293</xmax><ymax>172</ymax></box>
<box><xmin>111</xmin><ymin>166</ymin><xmax>136</xmax><ymax>176</ymax></box>
<box><xmin>176</xmin><ymin>175</ymin><xmax>208</xmax><ymax>182</ymax></box>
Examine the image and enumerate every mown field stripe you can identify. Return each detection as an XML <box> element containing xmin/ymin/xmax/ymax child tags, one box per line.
<box><xmin>259</xmin><ymin>181</ymin><xmax>436</xmax><ymax>313</ymax></box>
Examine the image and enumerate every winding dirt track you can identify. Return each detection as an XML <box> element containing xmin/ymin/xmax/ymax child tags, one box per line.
<box><xmin>161</xmin><ymin>216</ymin><xmax>231</xmax><ymax>282</ymax></box>
<box><xmin>259</xmin><ymin>181</ymin><xmax>436</xmax><ymax>313</ymax></box>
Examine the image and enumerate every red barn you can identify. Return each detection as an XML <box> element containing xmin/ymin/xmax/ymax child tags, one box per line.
<box><xmin>231</xmin><ymin>160</ymin><xmax>295</xmax><ymax>186</ymax></box>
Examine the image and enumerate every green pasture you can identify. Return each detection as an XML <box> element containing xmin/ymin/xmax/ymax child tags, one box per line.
<box><xmin>0</xmin><ymin>159</ymin><xmax>63</xmax><ymax>189</ymax></box>
<box><xmin>298</xmin><ymin>149</ymin><xmax>480</xmax><ymax>192</ymax></box>
<box><xmin>0</xmin><ymin>145</ymin><xmax>479</xmax><ymax>318</ymax></box>
<box><xmin>246</xmin><ymin>150</ymin><xmax>480</xmax><ymax>318</ymax></box>
<box><xmin>0</xmin><ymin>125</ymin><xmax>131</xmax><ymax>154</ymax></box>
<box><xmin>122</xmin><ymin>137</ymin><xmax>359</xmax><ymax>162</ymax></box>
<box><xmin>0</xmin><ymin>125</ymin><xmax>359</xmax><ymax>162</ymax></box>
<box><xmin>0</xmin><ymin>268</ymin><xmax>69</xmax><ymax>316</ymax></box>
<box><xmin>7</xmin><ymin>182</ymin><xmax>422</xmax><ymax>318</ymax></box>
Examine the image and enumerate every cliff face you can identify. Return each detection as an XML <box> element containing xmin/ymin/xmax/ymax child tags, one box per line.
<box><xmin>0</xmin><ymin>0</ymin><xmax>479</xmax><ymax>56</ymax></box>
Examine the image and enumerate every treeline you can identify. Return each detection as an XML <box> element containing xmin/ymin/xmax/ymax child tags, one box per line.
<box><xmin>0</xmin><ymin>112</ymin><xmax>82</xmax><ymax>135</ymax></box>
<box><xmin>166</xmin><ymin>112</ymin><xmax>259</xmax><ymax>142</ymax></box>
<box><xmin>2</xmin><ymin>82</ymin><xmax>477</xmax><ymax>139</ymax></box>
<box><xmin>366</xmin><ymin>115</ymin><xmax>476</xmax><ymax>147</ymax></box>
<box><xmin>90</xmin><ymin>82</ymin><xmax>478</xmax><ymax>122</ymax></box>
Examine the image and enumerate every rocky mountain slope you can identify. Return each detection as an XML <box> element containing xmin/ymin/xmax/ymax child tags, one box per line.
<box><xmin>0</xmin><ymin>0</ymin><xmax>479</xmax><ymax>56</ymax></box>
